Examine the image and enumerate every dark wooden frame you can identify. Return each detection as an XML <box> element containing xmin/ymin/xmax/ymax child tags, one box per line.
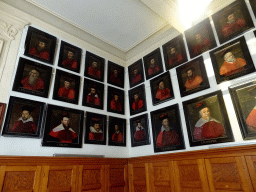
<box><xmin>84</xmin><ymin>112</ymin><xmax>106</xmax><ymax>145</ymax></box>
<box><xmin>52</xmin><ymin>69</ymin><xmax>80</xmax><ymax>104</ymax></box>
<box><xmin>42</xmin><ymin>104</ymin><xmax>84</xmax><ymax>148</ymax></box>
<box><xmin>128</xmin><ymin>84</ymin><xmax>147</xmax><ymax>116</ymax></box>
<box><xmin>176</xmin><ymin>56</ymin><xmax>210</xmax><ymax>97</ymax></box>
<box><xmin>2</xmin><ymin>96</ymin><xmax>45</xmax><ymax>138</ymax></box>
<box><xmin>58</xmin><ymin>41</ymin><xmax>82</xmax><ymax>73</ymax></box>
<box><xmin>128</xmin><ymin>59</ymin><xmax>145</xmax><ymax>88</ymax></box>
<box><xmin>150</xmin><ymin>71</ymin><xmax>174</xmax><ymax>105</ymax></box>
<box><xmin>185</xmin><ymin>18</ymin><xmax>217</xmax><ymax>59</ymax></box>
<box><xmin>130</xmin><ymin>113</ymin><xmax>150</xmax><ymax>147</ymax></box>
<box><xmin>209</xmin><ymin>36</ymin><xmax>255</xmax><ymax>84</ymax></box>
<box><xmin>229</xmin><ymin>79</ymin><xmax>256</xmax><ymax>140</ymax></box>
<box><xmin>0</xmin><ymin>103</ymin><xmax>6</xmax><ymax>131</ymax></box>
<box><xmin>150</xmin><ymin>104</ymin><xmax>185</xmax><ymax>153</ymax></box>
<box><xmin>108</xmin><ymin>116</ymin><xmax>126</xmax><ymax>146</ymax></box>
<box><xmin>182</xmin><ymin>90</ymin><xmax>234</xmax><ymax>147</ymax></box>
<box><xmin>212</xmin><ymin>0</ymin><xmax>254</xmax><ymax>44</ymax></box>
<box><xmin>143</xmin><ymin>48</ymin><xmax>164</xmax><ymax>80</ymax></box>
<box><xmin>82</xmin><ymin>78</ymin><xmax>104</xmax><ymax>110</ymax></box>
<box><xmin>24</xmin><ymin>26</ymin><xmax>57</xmax><ymax>64</ymax></box>
<box><xmin>107</xmin><ymin>86</ymin><xmax>125</xmax><ymax>115</ymax></box>
<box><xmin>84</xmin><ymin>51</ymin><xmax>105</xmax><ymax>82</ymax></box>
<box><xmin>162</xmin><ymin>34</ymin><xmax>188</xmax><ymax>70</ymax></box>
<box><xmin>12</xmin><ymin>57</ymin><xmax>52</xmax><ymax>98</ymax></box>
<box><xmin>107</xmin><ymin>61</ymin><xmax>125</xmax><ymax>88</ymax></box>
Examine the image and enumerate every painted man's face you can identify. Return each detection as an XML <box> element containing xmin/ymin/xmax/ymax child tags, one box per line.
<box><xmin>67</xmin><ymin>51</ymin><xmax>74</xmax><ymax>59</ymax></box>
<box><xmin>21</xmin><ymin>110</ymin><xmax>31</xmax><ymax>121</ymax></box>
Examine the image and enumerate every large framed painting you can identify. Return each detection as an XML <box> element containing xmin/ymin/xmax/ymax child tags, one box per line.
<box><xmin>53</xmin><ymin>69</ymin><xmax>80</xmax><ymax>104</ymax></box>
<box><xmin>150</xmin><ymin>71</ymin><xmax>174</xmax><ymax>105</ymax></box>
<box><xmin>84</xmin><ymin>112</ymin><xmax>106</xmax><ymax>145</ymax></box>
<box><xmin>24</xmin><ymin>26</ymin><xmax>57</xmax><ymax>64</ymax></box>
<box><xmin>162</xmin><ymin>34</ymin><xmax>188</xmax><ymax>70</ymax></box>
<box><xmin>2</xmin><ymin>96</ymin><xmax>45</xmax><ymax>138</ymax></box>
<box><xmin>185</xmin><ymin>18</ymin><xmax>217</xmax><ymax>59</ymax></box>
<box><xmin>107</xmin><ymin>86</ymin><xmax>125</xmax><ymax>115</ymax></box>
<box><xmin>128</xmin><ymin>84</ymin><xmax>147</xmax><ymax>116</ymax></box>
<box><xmin>143</xmin><ymin>48</ymin><xmax>164</xmax><ymax>80</ymax></box>
<box><xmin>229</xmin><ymin>79</ymin><xmax>256</xmax><ymax>140</ymax></box>
<box><xmin>212</xmin><ymin>0</ymin><xmax>254</xmax><ymax>44</ymax></box>
<box><xmin>108</xmin><ymin>116</ymin><xmax>126</xmax><ymax>146</ymax></box>
<box><xmin>82</xmin><ymin>78</ymin><xmax>104</xmax><ymax>110</ymax></box>
<box><xmin>130</xmin><ymin>113</ymin><xmax>150</xmax><ymax>147</ymax></box>
<box><xmin>58</xmin><ymin>41</ymin><xmax>82</xmax><ymax>73</ymax></box>
<box><xmin>12</xmin><ymin>57</ymin><xmax>52</xmax><ymax>98</ymax></box>
<box><xmin>107</xmin><ymin>61</ymin><xmax>125</xmax><ymax>88</ymax></box>
<box><xmin>84</xmin><ymin>51</ymin><xmax>105</xmax><ymax>82</ymax></box>
<box><xmin>150</xmin><ymin>104</ymin><xmax>185</xmax><ymax>153</ymax></box>
<box><xmin>176</xmin><ymin>56</ymin><xmax>210</xmax><ymax>97</ymax></box>
<box><xmin>209</xmin><ymin>36</ymin><xmax>255</xmax><ymax>84</ymax></box>
<box><xmin>182</xmin><ymin>91</ymin><xmax>234</xmax><ymax>147</ymax></box>
<box><xmin>42</xmin><ymin>104</ymin><xmax>84</xmax><ymax>148</ymax></box>
<box><xmin>128</xmin><ymin>59</ymin><xmax>145</xmax><ymax>88</ymax></box>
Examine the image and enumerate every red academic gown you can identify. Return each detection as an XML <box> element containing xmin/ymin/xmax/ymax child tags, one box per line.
<box><xmin>156</xmin><ymin>127</ymin><xmax>180</xmax><ymax>148</ymax></box>
<box><xmin>155</xmin><ymin>88</ymin><xmax>171</xmax><ymax>100</ymax></box>
<box><xmin>132</xmin><ymin>74</ymin><xmax>142</xmax><ymax>84</ymax></box>
<box><xmin>49</xmin><ymin>124</ymin><xmax>78</xmax><ymax>143</ymax></box>
<box><xmin>58</xmin><ymin>87</ymin><xmax>75</xmax><ymax>100</ymax></box>
<box><xmin>134</xmin><ymin>127</ymin><xmax>146</xmax><ymax>141</ymax></box>
<box><xmin>89</xmin><ymin>127</ymin><xmax>103</xmax><ymax>141</ymax></box>
<box><xmin>193</xmin><ymin>38</ymin><xmax>211</xmax><ymax>55</ymax></box>
<box><xmin>168</xmin><ymin>53</ymin><xmax>183</xmax><ymax>66</ymax></box>
<box><xmin>112</xmin><ymin>132</ymin><xmax>123</xmax><ymax>143</ymax></box>
<box><xmin>219</xmin><ymin>58</ymin><xmax>246</xmax><ymax>76</ymax></box>
<box><xmin>62</xmin><ymin>59</ymin><xmax>78</xmax><ymax>69</ymax></box>
<box><xmin>110</xmin><ymin>74</ymin><xmax>122</xmax><ymax>85</ymax></box>
<box><xmin>148</xmin><ymin>65</ymin><xmax>160</xmax><ymax>76</ymax></box>
<box><xmin>9</xmin><ymin>118</ymin><xmax>37</xmax><ymax>134</ymax></box>
<box><xmin>29</xmin><ymin>47</ymin><xmax>50</xmax><ymax>60</ymax></box>
<box><xmin>193</xmin><ymin>118</ymin><xmax>225</xmax><ymax>141</ymax></box>
<box><xmin>21</xmin><ymin>77</ymin><xmax>45</xmax><ymax>91</ymax></box>
<box><xmin>88</xmin><ymin>66</ymin><xmax>101</xmax><ymax>78</ymax></box>
<box><xmin>110</xmin><ymin>99</ymin><xmax>122</xmax><ymax>111</ymax></box>
<box><xmin>184</xmin><ymin>76</ymin><xmax>203</xmax><ymax>91</ymax></box>
<box><xmin>86</xmin><ymin>93</ymin><xmax>100</xmax><ymax>105</ymax></box>
<box><xmin>246</xmin><ymin>106</ymin><xmax>256</xmax><ymax>132</ymax></box>
<box><xmin>222</xmin><ymin>19</ymin><xmax>246</xmax><ymax>37</ymax></box>
<box><xmin>132</xmin><ymin>99</ymin><xmax>143</xmax><ymax>110</ymax></box>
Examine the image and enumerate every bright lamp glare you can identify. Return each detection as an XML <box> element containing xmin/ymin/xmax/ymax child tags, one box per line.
<box><xmin>179</xmin><ymin>0</ymin><xmax>213</xmax><ymax>29</ymax></box>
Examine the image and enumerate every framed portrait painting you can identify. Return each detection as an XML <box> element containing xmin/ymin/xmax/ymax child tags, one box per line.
<box><xmin>84</xmin><ymin>112</ymin><xmax>106</xmax><ymax>145</ymax></box>
<box><xmin>108</xmin><ymin>116</ymin><xmax>126</xmax><ymax>146</ymax></box>
<box><xmin>128</xmin><ymin>84</ymin><xmax>147</xmax><ymax>116</ymax></box>
<box><xmin>212</xmin><ymin>0</ymin><xmax>254</xmax><ymax>44</ymax></box>
<box><xmin>12</xmin><ymin>57</ymin><xmax>52</xmax><ymax>98</ymax></box>
<box><xmin>143</xmin><ymin>48</ymin><xmax>164</xmax><ymax>80</ymax></box>
<box><xmin>150</xmin><ymin>104</ymin><xmax>185</xmax><ymax>153</ymax></box>
<box><xmin>176</xmin><ymin>56</ymin><xmax>210</xmax><ymax>97</ymax></box>
<box><xmin>2</xmin><ymin>96</ymin><xmax>45</xmax><ymax>138</ymax></box>
<box><xmin>107</xmin><ymin>61</ymin><xmax>125</xmax><ymax>88</ymax></box>
<box><xmin>82</xmin><ymin>78</ymin><xmax>104</xmax><ymax>110</ymax></box>
<box><xmin>130</xmin><ymin>113</ymin><xmax>150</xmax><ymax>147</ymax></box>
<box><xmin>107</xmin><ymin>86</ymin><xmax>125</xmax><ymax>115</ymax></box>
<box><xmin>229</xmin><ymin>79</ymin><xmax>256</xmax><ymax>140</ymax></box>
<box><xmin>150</xmin><ymin>71</ymin><xmax>174</xmax><ymax>105</ymax></box>
<box><xmin>128</xmin><ymin>59</ymin><xmax>145</xmax><ymax>88</ymax></box>
<box><xmin>58</xmin><ymin>41</ymin><xmax>82</xmax><ymax>73</ymax></box>
<box><xmin>53</xmin><ymin>69</ymin><xmax>80</xmax><ymax>104</ymax></box>
<box><xmin>182</xmin><ymin>91</ymin><xmax>234</xmax><ymax>147</ymax></box>
<box><xmin>185</xmin><ymin>18</ymin><xmax>217</xmax><ymax>59</ymax></box>
<box><xmin>84</xmin><ymin>51</ymin><xmax>105</xmax><ymax>82</ymax></box>
<box><xmin>24</xmin><ymin>26</ymin><xmax>57</xmax><ymax>64</ymax></box>
<box><xmin>209</xmin><ymin>36</ymin><xmax>255</xmax><ymax>84</ymax></box>
<box><xmin>42</xmin><ymin>104</ymin><xmax>84</xmax><ymax>148</ymax></box>
<box><xmin>162</xmin><ymin>34</ymin><xmax>188</xmax><ymax>70</ymax></box>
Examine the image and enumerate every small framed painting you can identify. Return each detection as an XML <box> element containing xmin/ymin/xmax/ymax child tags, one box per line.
<box><xmin>108</xmin><ymin>116</ymin><xmax>126</xmax><ymax>146</ymax></box>
<box><xmin>24</xmin><ymin>26</ymin><xmax>57</xmax><ymax>64</ymax></box>
<box><xmin>128</xmin><ymin>59</ymin><xmax>145</xmax><ymax>88</ymax></box>
<box><xmin>107</xmin><ymin>61</ymin><xmax>125</xmax><ymax>88</ymax></box>
<box><xmin>107</xmin><ymin>86</ymin><xmax>125</xmax><ymax>115</ymax></box>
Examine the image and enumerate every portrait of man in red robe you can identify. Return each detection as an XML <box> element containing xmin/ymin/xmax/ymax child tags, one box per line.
<box><xmin>167</xmin><ymin>47</ymin><xmax>183</xmax><ymax>66</ymax></box>
<box><xmin>193</xmin><ymin>33</ymin><xmax>211</xmax><ymax>56</ymax></box>
<box><xmin>131</xmin><ymin>68</ymin><xmax>142</xmax><ymax>85</ymax></box>
<box><xmin>89</xmin><ymin>118</ymin><xmax>103</xmax><ymax>141</ymax></box>
<box><xmin>132</xmin><ymin>92</ymin><xmax>143</xmax><ymax>111</ymax></box>
<box><xmin>21</xmin><ymin>68</ymin><xmax>45</xmax><ymax>91</ymax></box>
<box><xmin>29</xmin><ymin>37</ymin><xmax>50</xmax><ymax>60</ymax></box>
<box><xmin>87</xmin><ymin>61</ymin><xmax>101</xmax><ymax>79</ymax></box>
<box><xmin>134</xmin><ymin>120</ymin><xmax>146</xmax><ymax>142</ymax></box>
<box><xmin>246</xmin><ymin>86</ymin><xmax>256</xmax><ymax>132</ymax></box>
<box><xmin>110</xmin><ymin>69</ymin><xmax>122</xmax><ymax>85</ymax></box>
<box><xmin>86</xmin><ymin>87</ymin><xmax>100</xmax><ymax>106</ymax></box>
<box><xmin>147</xmin><ymin>58</ymin><xmax>160</xmax><ymax>76</ymax></box>
<box><xmin>193</xmin><ymin>101</ymin><xmax>226</xmax><ymax>141</ymax></box>
<box><xmin>155</xmin><ymin>80</ymin><xmax>171</xmax><ymax>101</ymax></box>
<box><xmin>58</xmin><ymin>78</ymin><xmax>76</xmax><ymax>100</ymax></box>
<box><xmin>184</xmin><ymin>67</ymin><xmax>203</xmax><ymax>91</ymax></box>
<box><xmin>62</xmin><ymin>48</ymin><xmax>78</xmax><ymax>70</ymax></box>
<box><xmin>9</xmin><ymin>105</ymin><xmax>37</xmax><ymax>134</ymax></box>
<box><xmin>49</xmin><ymin>113</ymin><xmax>78</xmax><ymax>143</ymax></box>
<box><xmin>110</xmin><ymin>94</ymin><xmax>122</xmax><ymax>111</ymax></box>
<box><xmin>111</xmin><ymin>124</ymin><xmax>123</xmax><ymax>143</ymax></box>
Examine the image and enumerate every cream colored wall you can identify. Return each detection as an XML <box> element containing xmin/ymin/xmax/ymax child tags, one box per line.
<box><xmin>0</xmin><ymin>1</ymin><xmax>129</xmax><ymax>157</ymax></box>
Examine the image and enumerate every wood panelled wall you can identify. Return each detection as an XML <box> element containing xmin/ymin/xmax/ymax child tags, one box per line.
<box><xmin>1</xmin><ymin>145</ymin><xmax>256</xmax><ymax>191</ymax></box>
